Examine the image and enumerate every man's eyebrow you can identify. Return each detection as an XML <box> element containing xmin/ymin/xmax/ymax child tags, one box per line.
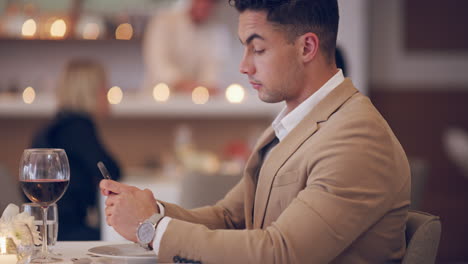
<box><xmin>239</xmin><ymin>33</ymin><xmax>265</xmax><ymax>45</ymax></box>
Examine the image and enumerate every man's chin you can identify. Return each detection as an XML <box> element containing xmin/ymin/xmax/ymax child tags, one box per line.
<box><xmin>258</xmin><ymin>94</ymin><xmax>282</xmax><ymax>104</ymax></box>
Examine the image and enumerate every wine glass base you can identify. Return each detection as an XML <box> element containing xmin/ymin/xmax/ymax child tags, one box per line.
<box><xmin>30</xmin><ymin>254</ymin><xmax>63</xmax><ymax>263</ymax></box>
<box><xmin>30</xmin><ymin>258</ymin><xmax>62</xmax><ymax>263</ymax></box>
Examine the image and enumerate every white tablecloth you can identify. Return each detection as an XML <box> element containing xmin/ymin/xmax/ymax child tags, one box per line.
<box><xmin>53</xmin><ymin>241</ymin><xmax>158</xmax><ymax>264</ymax></box>
<box><xmin>53</xmin><ymin>241</ymin><xmax>115</xmax><ymax>263</ymax></box>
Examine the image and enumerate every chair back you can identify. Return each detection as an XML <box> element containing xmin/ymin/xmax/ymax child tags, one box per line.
<box><xmin>402</xmin><ymin>210</ymin><xmax>441</xmax><ymax>264</ymax></box>
<box><xmin>408</xmin><ymin>158</ymin><xmax>429</xmax><ymax>210</ymax></box>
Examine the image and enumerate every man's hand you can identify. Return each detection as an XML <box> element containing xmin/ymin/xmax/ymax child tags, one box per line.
<box><xmin>100</xmin><ymin>180</ymin><xmax>159</xmax><ymax>242</ymax></box>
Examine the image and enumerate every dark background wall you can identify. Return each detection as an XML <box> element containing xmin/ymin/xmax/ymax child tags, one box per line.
<box><xmin>371</xmin><ymin>89</ymin><xmax>468</xmax><ymax>262</ymax></box>
<box><xmin>371</xmin><ymin>0</ymin><xmax>468</xmax><ymax>262</ymax></box>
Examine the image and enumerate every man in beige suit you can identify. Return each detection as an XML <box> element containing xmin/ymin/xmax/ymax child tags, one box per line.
<box><xmin>100</xmin><ymin>0</ymin><xmax>411</xmax><ymax>263</ymax></box>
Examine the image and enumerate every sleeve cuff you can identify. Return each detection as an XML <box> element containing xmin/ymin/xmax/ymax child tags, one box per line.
<box><xmin>152</xmin><ymin>216</ymin><xmax>171</xmax><ymax>256</ymax></box>
<box><xmin>156</xmin><ymin>201</ymin><xmax>165</xmax><ymax>216</ymax></box>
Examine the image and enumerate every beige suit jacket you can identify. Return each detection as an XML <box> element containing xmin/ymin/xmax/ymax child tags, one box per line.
<box><xmin>159</xmin><ymin>79</ymin><xmax>411</xmax><ymax>263</ymax></box>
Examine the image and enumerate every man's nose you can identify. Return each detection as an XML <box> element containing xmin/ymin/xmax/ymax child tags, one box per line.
<box><xmin>239</xmin><ymin>52</ymin><xmax>255</xmax><ymax>75</ymax></box>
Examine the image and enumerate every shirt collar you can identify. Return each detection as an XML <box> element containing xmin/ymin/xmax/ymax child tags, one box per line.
<box><xmin>272</xmin><ymin>69</ymin><xmax>345</xmax><ymax>141</ymax></box>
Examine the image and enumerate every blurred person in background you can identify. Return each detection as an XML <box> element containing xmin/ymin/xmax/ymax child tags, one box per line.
<box><xmin>143</xmin><ymin>0</ymin><xmax>229</xmax><ymax>94</ymax></box>
<box><xmin>31</xmin><ymin>59</ymin><xmax>121</xmax><ymax>241</ymax></box>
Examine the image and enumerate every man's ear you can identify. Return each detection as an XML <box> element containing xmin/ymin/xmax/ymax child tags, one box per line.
<box><xmin>299</xmin><ymin>33</ymin><xmax>319</xmax><ymax>63</ymax></box>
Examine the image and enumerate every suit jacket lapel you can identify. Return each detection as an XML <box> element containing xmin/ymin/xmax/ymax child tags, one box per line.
<box><xmin>243</xmin><ymin>127</ymin><xmax>276</xmax><ymax>229</ymax></box>
<box><xmin>253</xmin><ymin>79</ymin><xmax>359</xmax><ymax>228</ymax></box>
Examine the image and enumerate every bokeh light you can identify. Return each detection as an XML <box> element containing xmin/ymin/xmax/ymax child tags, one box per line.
<box><xmin>22</xmin><ymin>86</ymin><xmax>36</xmax><ymax>104</ymax></box>
<box><xmin>21</xmin><ymin>19</ymin><xmax>37</xmax><ymax>37</ymax></box>
<box><xmin>225</xmin><ymin>84</ymin><xmax>245</xmax><ymax>103</ymax></box>
<box><xmin>107</xmin><ymin>86</ymin><xmax>123</xmax><ymax>104</ymax></box>
<box><xmin>192</xmin><ymin>86</ymin><xmax>209</xmax><ymax>104</ymax></box>
<box><xmin>115</xmin><ymin>23</ymin><xmax>133</xmax><ymax>40</ymax></box>
<box><xmin>50</xmin><ymin>19</ymin><xmax>67</xmax><ymax>38</ymax></box>
<box><xmin>153</xmin><ymin>83</ymin><xmax>170</xmax><ymax>102</ymax></box>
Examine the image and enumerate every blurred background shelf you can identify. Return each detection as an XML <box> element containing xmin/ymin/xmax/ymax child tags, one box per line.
<box><xmin>0</xmin><ymin>94</ymin><xmax>283</xmax><ymax>118</ymax></box>
<box><xmin>0</xmin><ymin>38</ymin><xmax>140</xmax><ymax>43</ymax></box>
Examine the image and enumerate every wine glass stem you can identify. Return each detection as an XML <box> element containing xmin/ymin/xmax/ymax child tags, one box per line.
<box><xmin>42</xmin><ymin>206</ymin><xmax>49</xmax><ymax>259</ymax></box>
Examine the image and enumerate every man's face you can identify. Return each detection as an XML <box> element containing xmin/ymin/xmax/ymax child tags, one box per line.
<box><xmin>238</xmin><ymin>10</ymin><xmax>304</xmax><ymax>104</ymax></box>
<box><xmin>190</xmin><ymin>0</ymin><xmax>216</xmax><ymax>24</ymax></box>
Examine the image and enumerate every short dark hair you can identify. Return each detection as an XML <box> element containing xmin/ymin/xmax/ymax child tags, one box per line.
<box><xmin>229</xmin><ymin>0</ymin><xmax>339</xmax><ymax>63</ymax></box>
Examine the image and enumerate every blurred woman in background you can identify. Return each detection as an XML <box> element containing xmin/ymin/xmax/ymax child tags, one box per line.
<box><xmin>31</xmin><ymin>59</ymin><xmax>121</xmax><ymax>240</ymax></box>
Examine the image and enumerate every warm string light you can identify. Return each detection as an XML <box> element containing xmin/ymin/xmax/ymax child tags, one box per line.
<box><xmin>107</xmin><ymin>86</ymin><xmax>123</xmax><ymax>104</ymax></box>
<box><xmin>21</xmin><ymin>19</ymin><xmax>37</xmax><ymax>37</ymax></box>
<box><xmin>115</xmin><ymin>23</ymin><xmax>133</xmax><ymax>40</ymax></box>
<box><xmin>192</xmin><ymin>86</ymin><xmax>210</xmax><ymax>104</ymax></box>
<box><xmin>225</xmin><ymin>84</ymin><xmax>245</xmax><ymax>103</ymax></box>
<box><xmin>50</xmin><ymin>19</ymin><xmax>67</xmax><ymax>38</ymax></box>
<box><xmin>192</xmin><ymin>86</ymin><xmax>209</xmax><ymax>104</ymax></box>
<box><xmin>79</xmin><ymin>83</ymin><xmax>247</xmax><ymax>106</ymax></box>
<box><xmin>153</xmin><ymin>83</ymin><xmax>170</xmax><ymax>102</ymax></box>
<box><xmin>22</xmin><ymin>86</ymin><xmax>36</xmax><ymax>104</ymax></box>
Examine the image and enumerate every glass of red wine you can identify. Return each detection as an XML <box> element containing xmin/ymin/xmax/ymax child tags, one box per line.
<box><xmin>19</xmin><ymin>149</ymin><xmax>70</xmax><ymax>263</ymax></box>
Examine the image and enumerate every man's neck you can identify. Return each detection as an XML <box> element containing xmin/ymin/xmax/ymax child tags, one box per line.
<box><xmin>285</xmin><ymin>65</ymin><xmax>339</xmax><ymax>113</ymax></box>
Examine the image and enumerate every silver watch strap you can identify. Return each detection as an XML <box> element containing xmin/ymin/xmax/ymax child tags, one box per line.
<box><xmin>147</xmin><ymin>213</ymin><xmax>164</xmax><ymax>226</ymax></box>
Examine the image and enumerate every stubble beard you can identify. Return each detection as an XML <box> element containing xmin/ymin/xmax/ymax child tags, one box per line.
<box><xmin>257</xmin><ymin>55</ymin><xmax>303</xmax><ymax>104</ymax></box>
<box><xmin>258</xmin><ymin>71</ymin><xmax>301</xmax><ymax>105</ymax></box>
<box><xmin>257</xmin><ymin>84</ymin><xmax>286</xmax><ymax>104</ymax></box>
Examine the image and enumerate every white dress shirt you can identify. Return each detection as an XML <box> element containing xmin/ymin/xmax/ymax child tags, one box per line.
<box><xmin>272</xmin><ymin>69</ymin><xmax>345</xmax><ymax>141</ymax></box>
<box><xmin>152</xmin><ymin>69</ymin><xmax>345</xmax><ymax>255</ymax></box>
<box><xmin>153</xmin><ymin>201</ymin><xmax>170</xmax><ymax>255</ymax></box>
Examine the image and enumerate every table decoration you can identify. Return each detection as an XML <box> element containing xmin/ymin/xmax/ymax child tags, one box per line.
<box><xmin>0</xmin><ymin>203</ymin><xmax>40</xmax><ymax>263</ymax></box>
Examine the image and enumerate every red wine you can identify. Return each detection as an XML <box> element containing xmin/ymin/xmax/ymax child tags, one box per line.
<box><xmin>21</xmin><ymin>179</ymin><xmax>69</xmax><ymax>206</ymax></box>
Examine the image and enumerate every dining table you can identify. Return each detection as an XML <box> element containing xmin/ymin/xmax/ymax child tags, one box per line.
<box><xmin>51</xmin><ymin>241</ymin><xmax>159</xmax><ymax>264</ymax></box>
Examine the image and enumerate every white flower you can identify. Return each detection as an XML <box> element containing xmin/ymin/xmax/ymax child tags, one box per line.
<box><xmin>0</xmin><ymin>204</ymin><xmax>19</xmax><ymax>222</ymax></box>
<box><xmin>0</xmin><ymin>204</ymin><xmax>41</xmax><ymax>245</ymax></box>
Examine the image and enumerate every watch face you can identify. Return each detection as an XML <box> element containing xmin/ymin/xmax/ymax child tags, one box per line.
<box><xmin>138</xmin><ymin>222</ymin><xmax>155</xmax><ymax>244</ymax></box>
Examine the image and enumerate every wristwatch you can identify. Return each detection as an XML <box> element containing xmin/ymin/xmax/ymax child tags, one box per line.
<box><xmin>136</xmin><ymin>213</ymin><xmax>164</xmax><ymax>250</ymax></box>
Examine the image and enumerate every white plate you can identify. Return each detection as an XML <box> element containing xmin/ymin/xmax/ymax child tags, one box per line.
<box><xmin>88</xmin><ymin>243</ymin><xmax>157</xmax><ymax>261</ymax></box>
